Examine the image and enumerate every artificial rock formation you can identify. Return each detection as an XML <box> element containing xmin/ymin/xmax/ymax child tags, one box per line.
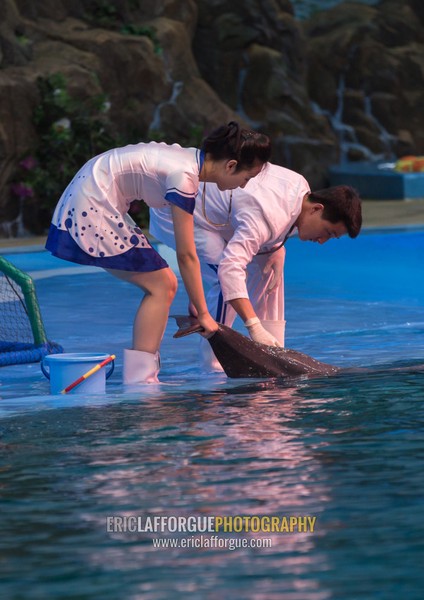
<box><xmin>305</xmin><ymin>0</ymin><xmax>424</xmax><ymax>161</ymax></box>
<box><xmin>0</xmin><ymin>0</ymin><xmax>423</xmax><ymax>235</ymax></box>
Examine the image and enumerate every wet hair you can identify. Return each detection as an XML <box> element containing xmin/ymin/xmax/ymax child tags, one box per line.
<box><xmin>308</xmin><ymin>185</ymin><xmax>362</xmax><ymax>238</ymax></box>
<box><xmin>201</xmin><ymin>121</ymin><xmax>271</xmax><ymax>171</ymax></box>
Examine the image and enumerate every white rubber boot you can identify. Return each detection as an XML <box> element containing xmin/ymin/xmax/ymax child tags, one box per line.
<box><xmin>123</xmin><ymin>349</ymin><xmax>160</xmax><ymax>384</ymax></box>
<box><xmin>199</xmin><ymin>338</ymin><xmax>224</xmax><ymax>373</ymax></box>
<box><xmin>261</xmin><ymin>320</ymin><xmax>286</xmax><ymax>347</ymax></box>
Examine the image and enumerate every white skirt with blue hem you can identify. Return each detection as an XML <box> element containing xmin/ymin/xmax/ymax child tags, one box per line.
<box><xmin>45</xmin><ymin>224</ymin><xmax>168</xmax><ymax>272</ymax></box>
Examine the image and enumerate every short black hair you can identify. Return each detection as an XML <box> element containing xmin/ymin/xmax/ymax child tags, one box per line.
<box><xmin>308</xmin><ymin>186</ymin><xmax>362</xmax><ymax>238</ymax></box>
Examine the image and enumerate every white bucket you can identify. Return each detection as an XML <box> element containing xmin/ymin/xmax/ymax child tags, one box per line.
<box><xmin>41</xmin><ymin>353</ymin><xmax>115</xmax><ymax>395</ymax></box>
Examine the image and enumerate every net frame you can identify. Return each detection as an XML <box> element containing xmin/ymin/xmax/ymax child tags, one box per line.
<box><xmin>0</xmin><ymin>256</ymin><xmax>62</xmax><ymax>366</ymax></box>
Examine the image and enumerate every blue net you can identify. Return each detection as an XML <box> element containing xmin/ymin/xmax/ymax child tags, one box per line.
<box><xmin>0</xmin><ymin>341</ymin><xmax>63</xmax><ymax>366</ymax></box>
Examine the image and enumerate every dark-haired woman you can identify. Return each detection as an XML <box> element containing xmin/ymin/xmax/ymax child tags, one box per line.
<box><xmin>45</xmin><ymin>122</ymin><xmax>271</xmax><ymax>383</ymax></box>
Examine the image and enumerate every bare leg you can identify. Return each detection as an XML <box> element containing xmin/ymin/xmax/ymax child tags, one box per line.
<box><xmin>106</xmin><ymin>267</ymin><xmax>178</xmax><ymax>353</ymax></box>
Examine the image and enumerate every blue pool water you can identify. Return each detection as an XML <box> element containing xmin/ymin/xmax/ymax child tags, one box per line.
<box><xmin>0</xmin><ymin>228</ymin><xmax>423</xmax><ymax>599</ymax></box>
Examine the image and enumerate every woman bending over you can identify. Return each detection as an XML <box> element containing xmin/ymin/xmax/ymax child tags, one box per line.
<box><xmin>45</xmin><ymin>122</ymin><xmax>271</xmax><ymax>383</ymax></box>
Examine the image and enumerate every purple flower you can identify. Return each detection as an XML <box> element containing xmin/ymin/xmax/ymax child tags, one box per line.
<box><xmin>11</xmin><ymin>182</ymin><xmax>34</xmax><ymax>198</ymax></box>
<box><xmin>19</xmin><ymin>156</ymin><xmax>37</xmax><ymax>171</ymax></box>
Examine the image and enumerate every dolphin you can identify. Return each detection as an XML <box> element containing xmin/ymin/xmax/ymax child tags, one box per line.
<box><xmin>173</xmin><ymin>315</ymin><xmax>340</xmax><ymax>379</ymax></box>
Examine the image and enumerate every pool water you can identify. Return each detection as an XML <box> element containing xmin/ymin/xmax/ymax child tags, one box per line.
<box><xmin>0</xmin><ymin>229</ymin><xmax>423</xmax><ymax>599</ymax></box>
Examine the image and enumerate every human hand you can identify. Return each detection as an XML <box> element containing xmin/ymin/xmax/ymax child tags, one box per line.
<box><xmin>262</xmin><ymin>247</ymin><xmax>285</xmax><ymax>293</ymax></box>
<box><xmin>198</xmin><ymin>313</ymin><xmax>219</xmax><ymax>338</ymax></box>
<box><xmin>244</xmin><ymin>317</ymin><xmax>281</xmax><ymax>346</ymax></box>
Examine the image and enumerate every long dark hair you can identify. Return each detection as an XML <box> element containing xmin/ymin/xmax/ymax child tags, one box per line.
<box><xmin>201</xmin><ymin>121</ymin><xmax>271</xmax><ymax>171</ymax></box>
<box><xmin>308</xmin><ymin>186</ymin><xmax>362</xmax><ymax>238</ymax></box>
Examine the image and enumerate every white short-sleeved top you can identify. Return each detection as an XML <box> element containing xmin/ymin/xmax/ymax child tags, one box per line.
<box><xmin>149</xmin><ymin>163</ymin><xmax>310</xmax><ymax>299</ymax></box>
<box><xmin>46</xmin><ymin>141</ymin><xmax>203</xmax><ymax>270</ymax></box>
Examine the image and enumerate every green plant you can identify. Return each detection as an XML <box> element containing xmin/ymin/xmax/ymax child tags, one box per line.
<box><xmin>12</xmin><ymin>73</ymin><xmax>118</xmax><ymax>215</ymax></box>
<box><xmin>120</xmin><ymin>24</ymin><xmax>162</xmax><ymax>54</ymax></box>
<box><xmin>149</xmin><ymin>125</ymin><xmax>205</xmax><ymax>149</ymax></box>
<box><xmin>15</xmin><ymin>34</ymin><xmax>31</xmax><ymax>46</ymax></box>
<box><xmin>11</xmin><ymin>72</ymin><xmax>206</xmax><ymax>231</ymax></box>
<box><xmin>85</xmin><ymin>0</ymin><xmax>119</xmax><ymax>28</ymax></box>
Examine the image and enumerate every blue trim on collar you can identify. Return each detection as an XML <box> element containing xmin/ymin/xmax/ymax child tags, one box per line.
<box><xmin>198</xmin><ymin>149</ymin><xmax>205</xmax><ymax>176</ymax></box>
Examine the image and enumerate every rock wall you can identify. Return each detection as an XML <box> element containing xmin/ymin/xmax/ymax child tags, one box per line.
<box><xmin>305</xmin><ymin>0</ymin><xmax>424</xmax><ymax>162</ymax></box>
<box><xmin>0</xmin><ymin>0</ymin><xmax>423</xmax><ymax>235</ymax></box>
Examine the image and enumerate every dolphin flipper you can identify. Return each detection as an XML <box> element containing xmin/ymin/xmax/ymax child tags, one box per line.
<box><xmin>173</xmin><ymin>315</ymin><xmax>205</xmax><ymax>337</ymax></box>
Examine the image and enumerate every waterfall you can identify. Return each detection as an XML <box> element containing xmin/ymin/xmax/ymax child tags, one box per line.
<box><xmin>292</xmin><ymin>0</ymin><xmax>380</xmax><ymax>20</ymax></box>
<box><xmin>236</xmin><ymin>54</ymin><xmax>263</xmax><ymax>129</ymax></box>
<box><xmin>363</xmin><ymin>95</ymin><xmax>396</xmax><ymax>161</ymax></box>
<box><xmin>312</xmin><ymin>72</ymin><xmax>395</xmax><ymax>164</ymax></box>
<box><xmin>0</xmin><ymin>198</ymin><xmax>29</xmax><ymax>238</ymax></box>
<box><xmin>149</xmin><ymin>80</ymin><xmax>184</xmax><ymax>133</ymax></box>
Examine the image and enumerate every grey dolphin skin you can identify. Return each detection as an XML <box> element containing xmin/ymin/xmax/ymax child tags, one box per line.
<box><xmin>173</xmin><ymin>316</ymin><xmax>340</xmax><ymax>379</ymax></box>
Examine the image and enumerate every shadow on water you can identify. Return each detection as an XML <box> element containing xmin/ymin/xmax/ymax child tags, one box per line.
<box><xmin>0</xmin><ymin>359</ymin><xmax>423</xmax><ymax>599</ymax></box>
<box><xmin>219</xmin><ymin>358</ymin><xmax>424</xmax><ymax>399</ymax></box>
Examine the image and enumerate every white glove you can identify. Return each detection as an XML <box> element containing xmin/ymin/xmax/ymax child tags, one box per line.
<box><xmin>244</xmin><ymin>317</ymin><xmax>282</xmax><ymax>347</ymax></box>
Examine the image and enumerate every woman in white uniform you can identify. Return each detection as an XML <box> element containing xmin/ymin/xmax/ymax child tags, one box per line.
<box><xmin>45</xmin><ymin>122</ymin><xmax>271</xmax><ymax>383</ymax></box>
<box><xmin>150</xmin><ymin>163</ymin><xmax>362</xmax><ymax>371</ymax></box>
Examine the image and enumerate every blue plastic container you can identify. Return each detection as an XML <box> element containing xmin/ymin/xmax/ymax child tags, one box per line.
<box><xmin>41</xmin><ymin>353</ymin><xmax>114</xmax><ymax>394</ymax></box>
